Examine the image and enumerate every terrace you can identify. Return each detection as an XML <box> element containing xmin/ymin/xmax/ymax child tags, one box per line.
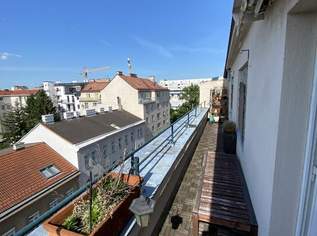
<box><xmin>16</xmin><ymin>106</ymin><xmax>256</xmax><ymax>236</ymax></box>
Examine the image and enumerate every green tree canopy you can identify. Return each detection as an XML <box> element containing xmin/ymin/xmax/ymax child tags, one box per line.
<box><xmin>1</xmin><ymin>106</ymin><xmax>29</xmax><ymax>144</ymax></box>
<box><xmin>25</xmin><ymin>90</ymin><xmax>58</xmax><ymax>129</ymax></box>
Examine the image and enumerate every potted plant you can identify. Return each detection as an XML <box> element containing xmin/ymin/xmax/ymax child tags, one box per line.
<box><xmin>44</xmin><ymin>173</ymin><xmax>141</xmax><ymax>236</ymax></box>
<box><xmin>222</xmin><ymin>120</ymin><xmax>236</xmax><ymax>154</ymax></box>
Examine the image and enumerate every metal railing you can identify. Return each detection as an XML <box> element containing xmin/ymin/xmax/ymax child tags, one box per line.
<box><xmin>15</xmin><ymin>106</ymin><xmax>205</xmax><ymax>236</ymax></box>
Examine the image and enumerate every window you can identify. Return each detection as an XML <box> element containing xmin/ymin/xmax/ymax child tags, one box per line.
<box><xmin>49</xmin><ymin>199</ymin><xmax>59</xmax><ymax>208</ymax></box>
<box><xmin>84</xmin><ymin>155</ymin><xmax>89</xmax><ymax>169</ymax></box>
<box><xmin>118</xmin><ymin>138</ymin><xmax>122</xmax><ymax>149</ymax></box>
<box><xmin>91</xmin><ymin>151</ymin><xmax>96</xmax><ymax>163</ymax></box>
<box><xmin>66</xmin><ymin>188</ymin><xmax>74</xmax><ymax>197</ymax></box>
<box><xmin>103</xmin><ymin>144</ymin><xmax>107</xmax><ymax>159</ymax></box>
<box><xmin>40</xmin><ymin>165</ymin><xmax>60</xmax><ymax>178</ymax></box>
<box><xmin>2</xmin><ymin>228</ymin><xmax>15</xmax><ymax>236</ymax></box>
<box><xmin>131</xmin><ymin>132</ymin><xmax>134</xmax><ymax>142</ymax></box>
<box><xmin>27</xmin><ymin>211</ymin><xmax>39</xmax><ymax>223</ymax></box>
<box><xmin>93</xmin><ymin>102</ymin><xmax>97</xmax><ymax>107</ymax></box>
<box><xmin>152</xmin><ymin>115</ymin><xmax>154</xmax><ymax>122</ymax></box>
<box><xmin>230</xmin><ymin>80</ymin><xmax>234</xmax><ymax>111</ymax></box>
<box><xmin>85</xmin><ymin>102</ymin><xmax>88</xmax><ymax>109</ymax></box>
<box><xmin>125</xmin><ymin>135</ymin><xmax>128</xmax><ymax>145</ymax></box>
<box><xmin>163</xmin><ymin>120</ymin><xmax>166</xmax><ymax>125</ymax></box>
<box><xmin>111</xmin><ymin>141</ymin><xmax>115</xmax><ymax>153</ymax></box>
<box><xmin>157</xmin><ymin>113</ymin><xmax>160</xmax><ymax>119</ymax></box>
<box><xmin>152</xmin><ymin>125</ymin><xmax>154</xmax><ymax>131</ymax></box>
<box><xmin>157</xmin><ymin>122</ymin><xmax>161</xmax><ymax>128</ymax></box>
<box><xmin>238</xmin><ymin>65</ymin><xmax>248</xmax><ymax>142</ymax></box>
<box><xmin>157</xmin><ymin>103</ymin><xmax>160</xmax><ymax>109</ymax></box>
<box><xmin>146</xmin><ymin>117</ymin><xmax>149</xmax><ymax>123</ymax></box>
<box><xmin>1</xmin><ymin>105</ymin><xmax>5</xmax><ymax>110</ymax></box>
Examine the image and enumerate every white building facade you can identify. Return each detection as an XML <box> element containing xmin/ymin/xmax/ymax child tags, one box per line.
<box><xmin>101</xmin><ymin>72</ymin><xmax>170</xmax><ymax>140</ymax></box>
<box><xmin>43</xmin><ymin>81</ymin><xmax>87</xmax><ymax>117</ymax></box>
<box><xmin>159</xmin><ymin>78</ymin><xmax>213</xmax><ymax>109</ymax></box>
<box><xmin>225</xmin><ymin>0</ymin><xmax>317</xmax><ymax>235</ymax></box>
<box><xmin>20</xmin><ymin>110</ymin><xmax>145</xmax><ymax>183</ymax></box>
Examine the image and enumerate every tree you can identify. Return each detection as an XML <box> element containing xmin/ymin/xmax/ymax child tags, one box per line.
<box><xmin>25</xmin><ymin>90</ymin><xmax>58</xmax><ymax>129</ymax></box>
<box><xmin>1</xmin><ymin>106</ymin><xmax>29</xmax><ymax>144</ymax></box>
<box><xmin>179</xmin><ymin>84</ymin><xmax>200</xmax><ymax>109</ymax></box>
<box><xmin>170</xmin><ymin>85</ymin><xmax>200</xmax><ymax>123</ymax></box>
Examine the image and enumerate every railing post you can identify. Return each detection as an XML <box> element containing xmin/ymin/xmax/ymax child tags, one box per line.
<box><xmin>131</xmin><ymin>154</ymin><xmax>140</xmax><ymax>176</ymax></box>
<box><xmin>171</xmin><ymin>124</ymin><xmax>174</xmax><ymax>144</ymax></box>
<box><xmin>187</xmin><ymin>112</ymin><xmax>190</xmax><ymax>126</ymax></box>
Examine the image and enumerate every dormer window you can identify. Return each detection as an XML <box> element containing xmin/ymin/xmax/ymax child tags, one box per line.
<box><xmin>41</xmin><ymin>165</ymin><xmax>60</xmax><ymax>179</ymax></box>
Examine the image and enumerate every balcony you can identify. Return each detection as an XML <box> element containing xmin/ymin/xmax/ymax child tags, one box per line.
<box><xmin>138</xmin><ymin>97</ymin><xmax>155</xmax><ymax>104</ymax></box>
<box><xmin>79</xmin><ymin>97</ymin><xmax>101</xmax><ymax>102</ymax></box>
<box><xmin>14</xmin><ymin>106</ymin><xmax>256</xmax><ymax>236</ymax></box>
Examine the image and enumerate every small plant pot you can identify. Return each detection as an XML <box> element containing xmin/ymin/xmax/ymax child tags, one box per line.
<box><xmin>43</xmin><ymin>173</ymin><xmax>141</xmax><ymax>236</ymax></box>
<box><xmin>222</xmin><ymin>131</ymin><xmax>236</xmax><ymax>154</ymax></box>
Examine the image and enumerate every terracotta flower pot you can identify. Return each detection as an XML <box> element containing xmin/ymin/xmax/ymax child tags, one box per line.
<box><xmin>43</xmin><ymin>173</ymin><xmax>141</xmax><ymax>236</ymax></box>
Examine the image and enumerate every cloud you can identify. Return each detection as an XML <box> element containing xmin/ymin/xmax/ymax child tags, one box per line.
<box><xmin>133</xmin><ymin>36</ymin><xmax>173</xmax><ymax>58</ymax></box>
<box><xmin>0</xmin><ymin>52</ymin><xmax>22</xmax><ymax>60</ymax></box>
<box><xmin>0</xmin><ymin>67</ymin><xmax>76</xmax><ymax>72</ymax></box>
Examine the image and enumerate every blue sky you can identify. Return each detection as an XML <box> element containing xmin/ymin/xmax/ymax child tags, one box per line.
<box><xmin>0</xmin><ymin>0</ymin><xmax>233</xmax><ymax>88</ymax></box>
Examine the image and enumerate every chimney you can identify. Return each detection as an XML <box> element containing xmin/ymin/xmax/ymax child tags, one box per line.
<box><xmin>63</xmin><ymin>111</ymin><xmax>74</xmax><ymax>120</ymax></box>
<box><xmin>130</xmin><ymin>73</ymin><xmax>137</xmax><ymax>77</ymax></box>
<box><xmin>148</xmin><ymin>76</ymin><xmax>156</xmax><ymax>83</ymax></box>
<box><xmin>13</xmin><ymin>142</ymin><xmax>25</xmax><ymax>151</ymax></box>
<box><xmin>41</xmin><ymin>114</ymin><xmax>55</xmax><ymax>124</ymax></box>
<box><xmin>116</xmin><ymin>71</ymin><xmax>123</xmax><ymax>76</ymax></box>
<box><xmin>85</xmin><ymin>109</ymin><xmax>96</xmax><ymax>117</ymax></box>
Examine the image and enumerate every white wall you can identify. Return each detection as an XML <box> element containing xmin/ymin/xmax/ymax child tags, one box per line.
<box><xmin>228</xmin><ymin>1</ymin><xmax>288</xmax><ymax>235</ymax></box>
<box><xmin>20</xmin><ymin>124</ymin><xmax>78</xmax><ymax>168</ymax></box>
<box><xmin>228</xmin><ymin>1</ymin><xmax>317</xmax><ymax>235</ymax></box>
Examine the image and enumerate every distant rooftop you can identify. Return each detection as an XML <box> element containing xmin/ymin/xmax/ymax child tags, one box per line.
<box><xmin>118</xmin><ymin>73</ymin><xmax>168</xmax><ymax>91</ymax></box>
<box><xmin>81</xmin><ymin>80</ymin><xmax>110</xmax><ymax>92</ymax></box>
<box><xmin>0</xmin><ymin>143</ymin><xmax>78</xmax><ymax>216</ymax></box>
<box><xmin>43</xmin><ymin>110</ymin><xmax>143</xmax><ymax>144</ymax></box>
<box><xmin>0</xmin><ymin>89</ymin><xmax>39</xmax><ymax>96</ymax></box>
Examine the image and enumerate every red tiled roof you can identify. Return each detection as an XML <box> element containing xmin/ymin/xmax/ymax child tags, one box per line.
<box><xmin>0</xmin><ymin>143</ymin><xmax>78</xmax><ymax>214</ymax></box>
<box><xmin>81</xmin><ymin>80</ymin><xmax>109</xmax><ymax>93</ymax></box>
<box><xmin>118</xmin><ymin>74</ymin><xmax>168</xmax><ymax>91</ymax></box>
<box><xmin>0</xmin><ymin>89</ymin><xmax>39</xmax><ymax>96</ymax></box>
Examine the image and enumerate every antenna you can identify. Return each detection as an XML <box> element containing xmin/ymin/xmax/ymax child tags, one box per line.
<box><xmin>127</xmin><ymin>57</ymin><xmax>132</xmax><ymax>74</ymax></box>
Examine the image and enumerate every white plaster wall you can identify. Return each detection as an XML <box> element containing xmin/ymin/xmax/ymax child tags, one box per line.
<box><xmin>229</xmin><ymin>1</ymin><xmax>289</xmax><ymax>235</ymax></box>
<box><xmin>101</xmin><ymin>76</ymin><xmax>142</xmax><ymax>117</ymax></box>
<box><xmin>20</xmin><ymin>124</ymin><xmax>78</xmax><ymax>168</ymax></box>
<box><xmin>199</xmin><ymin>78</ymin><xmax>225</xmax><ymax>107</ymax></box>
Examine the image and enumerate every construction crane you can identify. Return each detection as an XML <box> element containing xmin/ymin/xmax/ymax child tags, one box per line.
<box><xmin>81</xmin><ymin>66</ymin><xmax>111</xmax><ymax>80</ymax></box>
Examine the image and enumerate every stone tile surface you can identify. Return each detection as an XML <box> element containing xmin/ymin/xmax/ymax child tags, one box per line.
<box><xmin>159</xmin><ymin>123</ymin><xmax>225</xmax><ymax>236</ymax></box>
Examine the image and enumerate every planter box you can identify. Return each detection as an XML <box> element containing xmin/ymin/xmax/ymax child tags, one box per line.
<box><xmin>44</xmin><ymin>173</ymin><xmax>141</xmax><ymax>236</ymax></box>
<box><xmin>222</xmin><ymin>131</ymin><xmax>236</xmax><ymax>154</ymax></box>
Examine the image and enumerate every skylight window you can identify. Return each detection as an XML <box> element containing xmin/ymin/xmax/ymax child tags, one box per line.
<box><xmin>41</xmin><ymin>165</ymin><xmax>60</xmax><ymax>178</ymax></box>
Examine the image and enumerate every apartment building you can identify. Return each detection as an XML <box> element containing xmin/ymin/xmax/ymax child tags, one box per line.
<box><xmin>0</xmin><ymin>89</ymin><xmax>38</xmax><ymax>138</ymax></box>
<box><xmin>20</xmin><ymin>109</ymin><xmax>145</xmax><ymax>183</ymax></box>
<box><xmin>159</xmin><ymin>78</ymin><xmax>212</xmax><ymax>109</ymax></box>
<box><xmin>225</xmin><ymin>0</ymin><xmax>317</xmax><ymax>235</ymax></box>
<box><xmin>199</xmin><ymin>76</ymin><xmax>227</xmax><ymax>108</ymax></box>
<box><xmin>43</xmin><ymin>81</ymin><xmax>87</xmax><ymax>116</ymax></box>
<box><xmin>79</xmin><ymin>80</ymin><xmax>109</xmax><ymax>115</ymax></box>
<box><xmin>0</xmin><ymin>142</ymin><xmax>79</xmax><ymax>235</ymax></box>
<box><xmin>101</xmin><ymin>72</ymin><xmax>170</xmax><ymax>140</ymax></box>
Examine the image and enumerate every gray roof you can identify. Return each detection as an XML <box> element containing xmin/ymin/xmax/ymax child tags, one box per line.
<box><xmin>43</xmin><ymin>110</ymin><xmax>143</xmax><ymax>144</ymax></box>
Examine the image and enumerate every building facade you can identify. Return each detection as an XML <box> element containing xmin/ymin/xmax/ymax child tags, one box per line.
<box><xmin>20</xmin><ymin>110</ymin><xmax>145</xmax><ymax>183</ymax></box>
<box><xmin>43</xmin><ymin>81</ymin><xmax>87</xmax><ymax>117</ymax></box>
<box><xmin>79</xmin><ymin>80</ymin><xmax>109</xmax><ymax>115</ymax></box>
<box><xmin>101</xmin><ymin>72</ymin><xmax>170</xmax><ymax>140</ymax></box>
<box><xmin>0</xmin><ymin>143</ymin><xmax>79</xmax><ymax>235</ymax></box>
<box><xmin>225</xmin><ymin>0</ymin><xmax>317</xmax><ymax>235</ymax></box>
<box><xmin>0</xmin><ymin>89</ymin><xmax>38</xmax><ymax>139</ymax></box>
<box><xmin>198</xmin><ymin>76</ymin><xmax>226</xmax><ymax>108</ymax></box>
<box><xmin>159</xmin><ymin>78</ymin><xmax>213</xmax><ymax>109</ymax></box>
